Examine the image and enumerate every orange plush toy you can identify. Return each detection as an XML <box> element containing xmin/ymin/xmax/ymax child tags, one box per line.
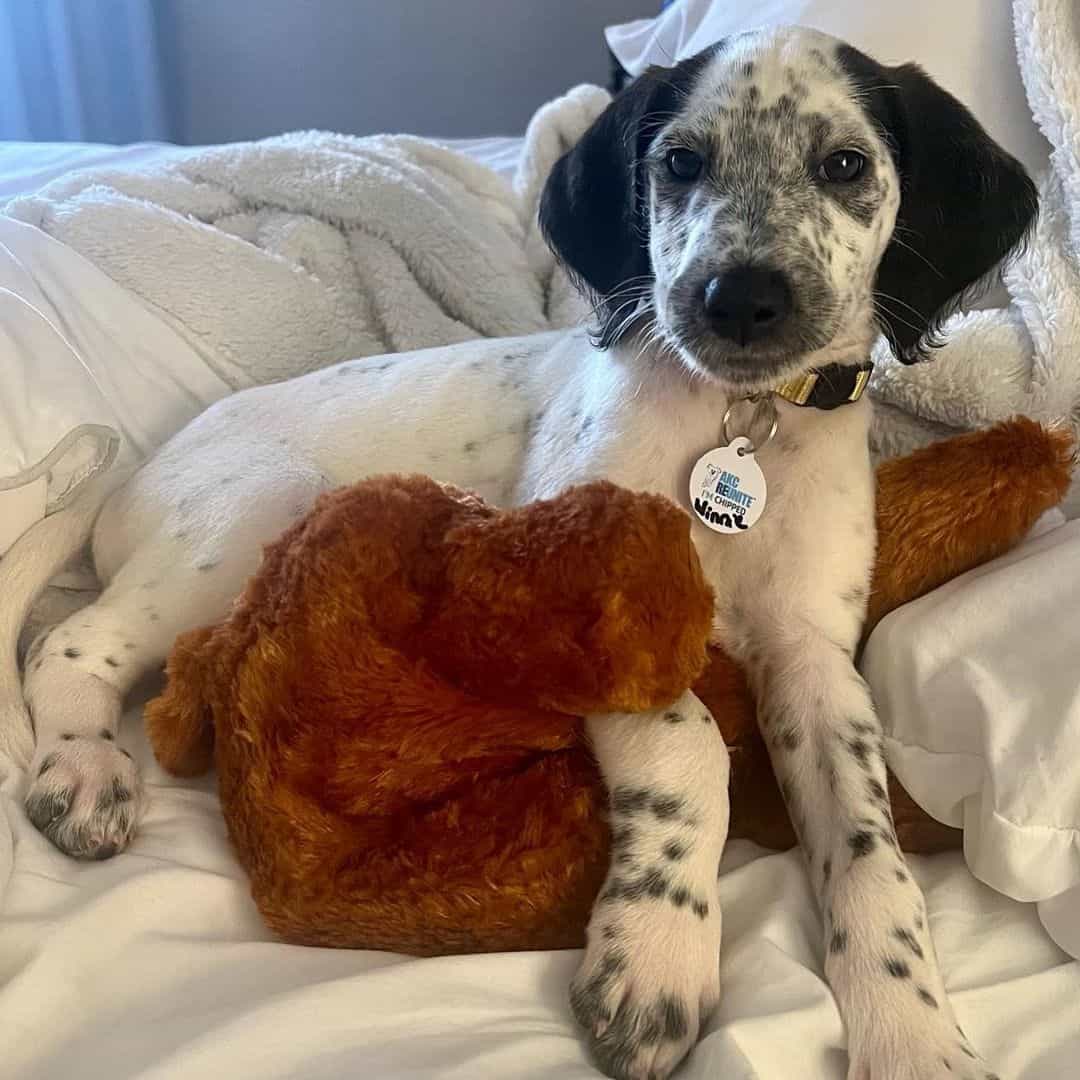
<box><xmin>146</xmin><ymin>418</ymin><xmax>1073</xmax><ymax>956</ymax></box>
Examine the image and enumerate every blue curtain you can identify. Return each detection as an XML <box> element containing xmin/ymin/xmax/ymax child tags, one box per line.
<box><xmin>0</xmin><ymin>0</ymin><xmax>169</xmax><ymax>143</ymax></box>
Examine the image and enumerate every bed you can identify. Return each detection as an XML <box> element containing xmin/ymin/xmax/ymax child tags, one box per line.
<box><xmin>3</xmin><ymin>3</ymin><xmax>1080</xmax><ymax>1078</ymax></box>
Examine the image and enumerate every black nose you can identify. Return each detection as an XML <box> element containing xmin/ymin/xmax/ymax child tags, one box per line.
<box><xmin>703</xmin><ymin>267</ymin><xmax>792</xmax><ymax>345</ymax></box>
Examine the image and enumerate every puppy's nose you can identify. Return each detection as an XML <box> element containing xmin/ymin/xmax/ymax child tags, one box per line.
<box><xmin>703</xmin><ymin>267</ymin><xmax>792</xmax><ymax>345</ymax></box>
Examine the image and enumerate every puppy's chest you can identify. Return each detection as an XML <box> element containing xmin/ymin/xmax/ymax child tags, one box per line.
<box><xmin>527</xmin><ymin>380</ymin><xmax>876</xmax><ymax>636</ymax></box>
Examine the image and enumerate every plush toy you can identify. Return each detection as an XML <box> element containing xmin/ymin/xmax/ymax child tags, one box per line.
<box><xmin>145</xmin><ymin>418</ymin><xmax>1073</xmax><ymax>956</ymax></box>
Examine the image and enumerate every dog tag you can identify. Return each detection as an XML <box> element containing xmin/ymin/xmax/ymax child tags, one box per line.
<box><xmin>688</xmin><ymin>437</ymin><xmax>767</xmax><ymax>533</ymax></box>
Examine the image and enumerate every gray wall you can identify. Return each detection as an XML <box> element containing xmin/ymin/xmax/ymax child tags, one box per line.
<box><xmin>155</xmin><ymin>0</ymin><xmax>655</xmax><ymax>145</ymax></box>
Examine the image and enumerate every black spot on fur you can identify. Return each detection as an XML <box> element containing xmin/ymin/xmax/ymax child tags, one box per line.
<box><xmin>961</xmin><ymin>1045</ymin><xmax>975</xmax><ymax>1058</ymax></box>
<box><xmin>37</xmin><ymin>752</ymin><xmax>58</xmax><ymax>777</ymax></box>
<box><xmin>612</xmin><ymin>787</ymin><xmax>650</xmax><ymax>814</ymax></box>
<box><xmin>196</xmin><ymin>561</ymin><xmax>219</xmax><ymax>573</ymax></box>
<box><xmin>61</xmin><ymin>732</ymin><xmax>76</xmax><ymax>741</ymax></box>
<box><xmin>661</xmin><ymin>994</ymin><xmax>689</xmax><ymax>1039</ymax></box>
<box><xmin>822</xmin><ymin>857</ymin><xmax>831</xmax><ymax>884</ymax></box>
<box><xmin>778</xmin><ymin>725</ymin><xmax>802</xmax><ymax>751</ymax></box>
<box><xmin>63</xmin><ymin>647</ymin><xmax>80</xmax><ymax>659</ymax></box>
<box><xmin>643</xmin><ymin>868</ymin><xmax>669</xmax><ymax>897</ymax></box>
<box><xmin>847</xmin><ymin>738</ymin><xmax>871</xmax><ymax>766</ymax></box>
<box><xmin>917</xmin><ymin>987</ymin><xmax>938</xmax><ymax>1008</ymax></box>
<box><xmin>651</xmin><ymin>796</ymin><xmax>684</xmax><ymax>820</ymax></box>
<box><xmin>26</xmin><ymin>787</ymin><xmax>73</xmax><ymax>830</ymax></box>
<box><xmin>893</xmin><ymin>926</ymin><xmax>924</xmax><ymax>959</ymax></box>
<box><xmin>691</xmin><ymin>899</ymin><xmax>709</xmax><ymax>919</ymax></box>
<box><xmin>885</xmin><ymin>957</ymin><xmax>910</xmax><ymax>978</ymax></box>
<box><xmin>670</xmin><ymin>886</ymin><xmax>690</xmax><ymax>908</ymax></box>
<box><xmin>662</xmin><ymin>840</ymin><xmax>688</xmax><ymax>861</ymax></box>
<box><xmin>95</xmin><ymin>777</ymin><xmax>133</xmax><ymax>814</ymax></box>
<box><xmin>849</xmin><ymin>830</ymin><xmax>876</xmax><ymax>858</ymax></box>
<box><xmin>868</xmin><ymin>777</ymin><xmax>888</xmax><ymax>803</ymax></box>
<box><xmin>119</xmin><ymin>748</ymin><xmax>133</xmax><ymax>760</ymax></box>
<box><xmin>663</xmin><ymin>710</ymin><xmax>684</xmax><ymax>723</ymax></box>
<box><xmin>104</xmin><ymin>656</ymin><xmax>120</xmax><ymax>668</ymax></box>
<box><xmin>100</xmin><ymin>729</ymin><xmax>114</xmax><ymax>741</ymax></box>
<box><xmin>463</xmin><ymin>441</ymin><xmax>478</xmax><ymax>453</ymax></box>
<box><xmin>830</xmin><ymin>928</ymin><xmax>848</xmax><ymax>954</ymax></box>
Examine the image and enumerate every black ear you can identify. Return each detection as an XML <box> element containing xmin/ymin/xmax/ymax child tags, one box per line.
<box><xmin>837</xmin><ymin>46</ymin><xmax>1038</xmax><ymax>363</ymax></box>
<box><xmin>539</xmin><ymin>46</ymin><xmax>720</xmax><ymax>347</ymax></box>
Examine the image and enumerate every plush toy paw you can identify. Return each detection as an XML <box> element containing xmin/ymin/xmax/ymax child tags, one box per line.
<box><xmin>25</xmin><ymin>732</ymin><xmax>142</xmax><ymax>859</ymax></box>
<box><xmin>571</xmin><ymin>883</ymin><xmax>721</xmax><ymax>1079</ymax></box>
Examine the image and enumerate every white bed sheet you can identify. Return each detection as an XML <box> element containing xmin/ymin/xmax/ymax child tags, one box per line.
<box><xmin>1</xmin><ymin>134</ymin><xmax>1079</xmax><ymax>1078</ymax></box>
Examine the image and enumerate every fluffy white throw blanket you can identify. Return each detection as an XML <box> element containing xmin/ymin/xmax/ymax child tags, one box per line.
<box><xmin>870</xmin><ymin>0</ymin><xmax>1080</xmax><ymax>514</ymax></box>
<box><xmin>2</xmin><ymin>92</ymin><xmax>607</xmax><ymax>393</ymax></box>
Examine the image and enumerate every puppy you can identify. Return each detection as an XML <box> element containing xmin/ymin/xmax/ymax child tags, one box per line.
<box><xmin>2</xmin><ymin>27</ymin><xmax>1033</xmax><ymax>1080</ymax></box>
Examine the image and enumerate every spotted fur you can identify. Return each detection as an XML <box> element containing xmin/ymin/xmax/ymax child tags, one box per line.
<box><xmin>1</xmin><ymin>25</ymin><xmax>1036</xmax><ymax>1080</ymax></box>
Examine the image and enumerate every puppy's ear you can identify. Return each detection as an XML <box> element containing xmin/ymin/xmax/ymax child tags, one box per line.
<box><xmin>839</xmin><ymin>47</ymin><xmax>1038</xmax><ymax>363</ymax></box>
<box><xmin>540</xmin><ymin>47</ymin><xmax>720</xmax><ymax>347</ymax></box>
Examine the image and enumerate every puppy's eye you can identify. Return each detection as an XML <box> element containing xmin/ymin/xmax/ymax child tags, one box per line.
<box><xmin>666</xmin><ymin>148</ymin><xmax>703</xmax><ymax>181</ymax></box>
<box><xmin>819</xmin><ymin>150</ymin><xmax>866</xmax><ymax>183</ymax></box>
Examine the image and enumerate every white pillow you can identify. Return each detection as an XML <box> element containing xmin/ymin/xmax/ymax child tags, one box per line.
<box><xmin>860</xmin><ymin>513</ymin><xmax>1080</xmax><ymax>958</ymax></box>
<box><xmin>605</xmin><ymin>0</ymin><xmax>1050</xmax><ymax>184</ymax></box>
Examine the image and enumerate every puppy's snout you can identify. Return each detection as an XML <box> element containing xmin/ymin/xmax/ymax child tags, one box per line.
<box><xmin>703</xmin><ymin>267</ymin><xmax>792</xmax><ymax>346</ymax></box>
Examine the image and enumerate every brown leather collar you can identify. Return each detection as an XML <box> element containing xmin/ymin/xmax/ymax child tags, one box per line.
<box><xmin>772</xmin><ymin>361</ymin><xmax>874</xmax><ymax>410</ymax></box>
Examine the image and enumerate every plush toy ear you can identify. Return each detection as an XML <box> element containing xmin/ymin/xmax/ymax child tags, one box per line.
<box><xmin>838</xmin><ymin>47</ymin><xmax>1039</xmax><ymax>363</ymax></box>
<box><xmin>539</xmin><ymin>46</ymin><xmax>721</xmax><ymax>347</ymax></box>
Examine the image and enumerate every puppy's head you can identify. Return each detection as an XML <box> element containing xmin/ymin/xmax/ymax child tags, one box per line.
<box><xmin>540</xmin><ymin>27</ymin><xmax>1037</xmax><ymax>391</ymax></box>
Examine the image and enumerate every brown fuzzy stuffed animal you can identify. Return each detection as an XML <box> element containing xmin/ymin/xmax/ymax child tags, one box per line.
<box><xmin>146</xmin><ymin>418</ymin><xmax>1074</xmax><ymax>956</ymax></box>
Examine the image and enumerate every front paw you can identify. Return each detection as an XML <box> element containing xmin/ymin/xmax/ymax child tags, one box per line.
<box><xmin>571</xmin><ymin>886</ymin><xmax>721</xmax><ymax>1079</ymax></box>
<box><xmin>848</xmin><ymin>1013</ymin><xmax>998</xmax><ymax>1080</ymax></box>
<box><xmin>25</xmin><ymin>732</ymin><xmax>143</xmax><ymax>859</ymax></box>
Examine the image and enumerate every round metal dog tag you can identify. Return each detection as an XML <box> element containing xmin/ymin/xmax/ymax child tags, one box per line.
<box><xmin>688</xmin><ymin>437</ymin><xmax>767</xmax><ymax>534</ymax></box>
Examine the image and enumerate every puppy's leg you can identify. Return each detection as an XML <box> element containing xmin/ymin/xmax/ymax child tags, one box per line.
<box><xmin>23</xmin><ymin>471</ymin><xmax>326</xmax><ymax>859</ymax></box>
<box><xmin>572</xmin><ymin>689</ymin><xmax>730</xmax><ymax>1080</ymax></box>
<box><xmin>754</xmin><ymin>632</ymin><xmax>994</xmax><ymax>1080</ymax></box>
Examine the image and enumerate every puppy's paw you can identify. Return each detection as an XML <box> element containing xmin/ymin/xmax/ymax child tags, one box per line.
<box><xmin>571</xmin><ymin>889</ymin><xmax>721</xmax><ymax>1079</ymax></box>
<box><xmin>25</xmin><ymin>732</ymin><xmax>143</xmax><ymax>859</ymax></box>
<box><xmin>847</xmin><ymin>1011</ymin><xmax>997</xmax><ymax>1080</ymax></box>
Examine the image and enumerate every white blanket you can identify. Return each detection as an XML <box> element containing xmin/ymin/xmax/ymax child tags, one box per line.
<box><xmin>3</xmin><ymin>132</ymin><xmax>555</xmax><ymax>393</ymax></box>
<box><xmin>869</xmin><ymin>0</ymin><xmax>1080</xmax><ymax>517</ymax></box>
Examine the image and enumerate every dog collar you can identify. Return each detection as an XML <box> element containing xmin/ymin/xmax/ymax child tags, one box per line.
<box><xmin>771</xmin><ymin>361</ymin><xmax>874</xmax><ymax>410</ymax></box>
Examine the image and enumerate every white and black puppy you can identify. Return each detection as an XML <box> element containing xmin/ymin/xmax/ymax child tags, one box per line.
<box><xmin>1</xmin><ymin>27</ymin><xmax>1033</xmax><ymax>1080</ymax></box>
